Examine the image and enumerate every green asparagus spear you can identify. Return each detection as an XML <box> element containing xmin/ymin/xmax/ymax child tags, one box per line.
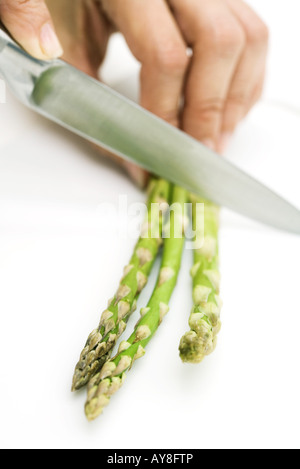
<box><xmin>179</xmin><ymin>196</ymin><xmax>222</xmax><ymax>364</ymax></box>
<box><xmin>85</xmin><ymin>185</ymin><xmax>188</xmax><ymax>421</ymax></box>
<box><xmin>72</xmin><ymin>178</ymin><xmax>171</xmax><ymax>391</ymax></box>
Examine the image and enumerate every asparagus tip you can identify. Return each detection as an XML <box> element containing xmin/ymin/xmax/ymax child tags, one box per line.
<box><xmin>179</xmin><ymin>329</ymin><xmax>215</xmax><ymax>364</ymax></box>
<box><xmin>71</xmin><ymin>378</ymin><xmax>84</xmax><ymax>393</ymax></box>
<box><xmin>85</xmin><ymin>397</ymin><xmax>108</xmax><ymax>421</ymax></box>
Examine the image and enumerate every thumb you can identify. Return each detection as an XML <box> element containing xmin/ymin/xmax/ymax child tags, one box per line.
<box><xmin>0</xmin><ymin>0</ymin><xmax>63</xmax><ymax>59</ymax></box>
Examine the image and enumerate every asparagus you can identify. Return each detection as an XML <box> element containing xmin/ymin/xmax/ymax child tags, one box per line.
<box><xmin>85</xmin><ymin>185</ymin><xmax>188</xmax><ymax>421</ymax></box>
<box><xmin>72</xmin><ymin>178</ymin><xmax>171</xmax><ymax>391</ymax></box>
<box><xmin>179</xmin><ymin>196</ymin><xmax>222</xmax><ymax>364</ymax></box>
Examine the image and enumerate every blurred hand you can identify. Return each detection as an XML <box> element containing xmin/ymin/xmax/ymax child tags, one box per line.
<box><xmin>99</xmin><ymin>0</ymin><xmax>269</xmax><ymax>151</ymax></box>
<box><xmin>1</xmin><ymin>0</ymin><xmax>269</xmax><ymax>188</ymax></box>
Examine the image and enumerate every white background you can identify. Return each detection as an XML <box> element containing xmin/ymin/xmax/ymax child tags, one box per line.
<box><xmin>1</xmin><ymin>0</ymin><xmax>300</xmax><ymax>450</ymax></box>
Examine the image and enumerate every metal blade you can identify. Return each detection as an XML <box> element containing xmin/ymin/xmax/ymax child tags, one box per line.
<box><xmin>0</xmin><ymin>35</ymin><xmax>299</xmax><ymax>235</ymax></box>
<box><xmin>30</xmin><ymin>64</ymin><xmax>300</xmax><ymax>234</ymax></box>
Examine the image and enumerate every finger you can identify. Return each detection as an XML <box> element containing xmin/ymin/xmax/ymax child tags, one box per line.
<box><xmin>219</xmin><ymin>0</ymin><xmax>269</xmax><ymax>149</ymax></box>
<box><xmin>0</xmin><ymin>0</ymin><xmax>63</xmax><ymax>59</ymax></box>
<box><xmin>102</xmin><ymin>0</ymin><xmax>189</xmax><ymax>126</ymax></box>
<box><xmin>124</xmin><ymin>163</ymin><xmax>149</xmax><ymax>189</ymax></box>
<box><xmin>170</xmin><ymin>0</ymin><xmax>245</xmax><ymax>149</ymax></box>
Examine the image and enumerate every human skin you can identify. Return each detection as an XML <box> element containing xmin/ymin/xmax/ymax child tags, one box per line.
<box><xmin>0</xmin><ymin>0</ymin><xmax>269</xmax><ymax>187</ymax></box>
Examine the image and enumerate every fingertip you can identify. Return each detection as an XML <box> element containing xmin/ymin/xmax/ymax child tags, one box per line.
<box><xmin>39</xmin><ymin>22</ymin><xmax>63</xmax><ymax>59</ymax></box>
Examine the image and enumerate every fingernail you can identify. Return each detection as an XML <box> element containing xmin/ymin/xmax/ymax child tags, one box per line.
<box><xmin>125</xmin><ymin>164</ymin><xmax>148</xmax><ymax>190</ymax></box>
<box><xmin>201</xmin><ymin>139</ymin><xmax>216</xmax><ymax>151</ymax></box>
<box><xmin>40</xmin><ymin>23</ymin><xmax>63</xmax><ymax>59</ymax></box>
<box><xmin>218</xmin><ymin>133</ymin><xmax>232</xmax><ymax>155</ymax></box>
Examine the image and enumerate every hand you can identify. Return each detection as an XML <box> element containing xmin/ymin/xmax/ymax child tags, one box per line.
<box><xmin>1</xmin><ymin>0</ymin><xmax>269</xmax><ymax>188</ymax></box>
<box><xmin>0</xmin><ymin>0</ymin><xmax>63</xmax><ymax>59</ymax></box>
<box><xmin>48</xmin><ymin>0</ymin><xmax>269</xmax><ymax>186</ymax></box>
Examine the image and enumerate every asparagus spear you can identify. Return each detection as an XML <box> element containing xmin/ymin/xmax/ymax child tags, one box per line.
<box><xmin>85</xmin><ymin>185</ymin><xmax>188</xmax><ymax>421</ymax></box>
<box><xmin>72</xmin><ymin>178</ymin><xmax>171</xmax><ymax>391</ymax></box>
<box><xmin>179</xmin><ymin>196</ymin><xmax>222</xmax><ymax>364</ymax></box>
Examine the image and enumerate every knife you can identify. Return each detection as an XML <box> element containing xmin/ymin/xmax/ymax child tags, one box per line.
<box><xmin>1</xmin><ymin>32</ymin><xmax>300</xmax><ymax>235</ymax></box>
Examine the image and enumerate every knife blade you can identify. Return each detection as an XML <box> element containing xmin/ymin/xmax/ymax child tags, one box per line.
<box><xmin>1</xmin><ymin>33</ymin><xmax>300</xmax><ymax>235</ymax></box>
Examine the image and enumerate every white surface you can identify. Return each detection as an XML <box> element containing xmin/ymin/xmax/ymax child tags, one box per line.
<box><xmin>1</xmin><ymin>0</ymin><xmax>300</xmax><ymax>450</ymax></box>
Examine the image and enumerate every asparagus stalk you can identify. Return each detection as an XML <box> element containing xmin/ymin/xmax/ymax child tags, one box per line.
<box><xmin>85</xmin><ymin>185</ymin><xmax>188</xmax><ymax>421</ymax></box>
<box><xmin>179</xmin><ymin>196</ymin><xmax>222</xmax><ymax>364</ymax></box>
<box><xmin>72</xmin><ymin>178</ymin><xmax>171</xmax><ymax>391</ymax></box>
